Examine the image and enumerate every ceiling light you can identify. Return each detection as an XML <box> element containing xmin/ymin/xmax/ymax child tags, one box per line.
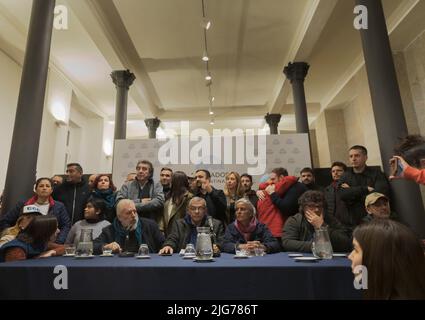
<box><xmin>209</xmin><ymin>111</ymin><xmax>214</xmax><ymax>115</ymax></box>
<box><xmin>201</xmin><ymin>18</ymin><xmax>211</xmax><ymax>30</ymax></box>
<box><xmin>202</xmin><ymin>53</ymin><xmax>209</xmax><ymax>62</ymax></box>
<box><xmin>209</xmin><ymin>96</ymin><xmax>215</xmax><ymax>102</ymax></box>
<box><xmin>210</xmin><ymin>119</ymin><xmax>215</xmax><ymax>125</ymax></box>
<box><xmin>205</xmin><ymin>73</ymin><xmax>212</xmax><ymax>81</ymax></box>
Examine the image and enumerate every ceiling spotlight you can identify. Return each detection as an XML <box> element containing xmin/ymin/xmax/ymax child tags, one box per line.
<box><xmin>201</xmin><ymin>18</ymin><xmax>212</xmax><ymax>30</ymax></box>
<box><xmin>210</xmin><ymin>119</ymin><xmax>215</xmax><ymax>125</ymax></box>
<box><xmin>209</xmin><ymin>111</ymin><xmax>214</xmax><ymax>115</ymax></box>
<box><xmin>202</xmin><ymin>51</ymin><xmax>209</xmax><ymax>62</ymax></box>
<box><xmin>209</xmin><ymin>96</ymin><xmax>215</xmax><ymax>102</ymax></box>
<box><xmin>205</xmin><ymin>73</ymin><xmax>212</xmax><ymax>81</ymax></box>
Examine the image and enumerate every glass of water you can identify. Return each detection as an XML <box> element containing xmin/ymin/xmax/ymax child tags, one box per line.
<box><xmin>138</xmin><ymin>244</ymin><xmax>149</xmax><ymax>257</ymax></box>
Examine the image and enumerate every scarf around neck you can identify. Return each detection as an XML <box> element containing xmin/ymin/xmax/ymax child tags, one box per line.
<box><xmin>113</xmin><ymin>216</ymin><xmax>142</xmax><ymax>246</ymax></box>
<box><xmin>235</xmin><ymin>216</ymin><xmax>257</xmax><ymax>242</ymax></box>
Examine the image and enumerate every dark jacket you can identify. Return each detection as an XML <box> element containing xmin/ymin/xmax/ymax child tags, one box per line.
<box><xmin>93</xmin><ymin>218</ymin><xmax>164</xmax><ymax>255</ymax></box>
<box><xmin>324</xmin><ymin>182</ymin><xmax>350</xmax><ymax>227</ymax></box>
<box><xmin>90</xmin><ymin>189</ymin><xmax>117</xmax><ymax>223</ymax></box>
<box><xmin>163</xmin><ymin>216</ymin><xmax>224</xmax><ymax>252</ymax></box>
<box><xmin>52</xmin><ymin>179</ymin><xmax>90</xmax><ymax>224</ymax></box>
<box><xmin>281</xmin><ymin>212</ymin><xmax>352</xmax><ymax>253</ymax></box>
<box><xmin>270</xmin><ymin>182</ymin><xmax>307</xmax><ymax>217</ymax></box>
<box><xmin>338</xmin><ymin>167</ymin><xmax>390</xmax><ymax>228</ymax></box>
<box><xmin>194</xmin><ymin>188</ymin><xmax>227</xmax><ymax>224</ymax></box>
<box><xmin>244</xmin><ymin>190</ymin><xmax>258</xmax><ymax>209</ymax></box>
<box><xmin>0</xmin><ymin>200</ymin><xmax>71</xmax><ymax>244</ymax></box>
<box><xmin>222</xmin><ymin>222</ymin><xmax>281</xmax><ymax>254</ymax></box>
<box><xmin>361</xmin><ymin>212</ymin><xmax>399</xmax><ymax>224</ymax></box>
<box><xmin>0</xmin><ymin>239</ymin><xmax>47</xmax><ymax>262</ymax></box>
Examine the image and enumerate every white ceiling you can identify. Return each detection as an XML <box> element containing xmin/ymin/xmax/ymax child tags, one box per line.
<box><xmin>0</xmin><ymin>0</ymin><xmax>424</xmax><ymax>137</ymax></box>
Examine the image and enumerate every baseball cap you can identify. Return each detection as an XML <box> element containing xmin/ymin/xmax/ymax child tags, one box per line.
<box><xmin>365</xmin><ymin>192</ymin><xmax>388</xmax><ymax>207</ymax></box>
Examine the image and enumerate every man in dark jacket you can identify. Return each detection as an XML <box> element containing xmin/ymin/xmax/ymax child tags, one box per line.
<box><xmin>324</xmin><ymin>161</ymin><xmax>350</xmax><ymax>227</ymax></box>
<box><xmin>159</xmin><ymin>197</ymin><xmax>224</xmax><ymax>254</ymax></box>
<box><xmin>282</xmin><ymin>191</ymin><xmax>351</xmax><ymax>253</ymax></box>
<box><xmin>52</xmin><ymin>163</ymin><xmax>90</xmax><ymax>224</ymax></box>
<box><xmin>300</xmin><ymin>167</ymin><xmax>323</xmax><ymax>191</ymax></box>
<box><xmin>362</xmin><ymin>192</ymin><xmax>398</xmax><ymax>223</ymax></box>
<box><xmin>338</xmin><ymin>145</ymin><xmax>390</xmax><ymax>229</ymax></box>
<box><xmin>240</xmin><ymin>173</ymin><xmax>258</xmax><ymax>209</ymax></box>
<box><xmin>93</xmin><ymin>199</ymin><xmax>164</xmax><ymax>254</ymax></box>
<box><xmin>191</xmin><ymin>169</ymin><xmax>227</xmax><ymax>225</ymax></box>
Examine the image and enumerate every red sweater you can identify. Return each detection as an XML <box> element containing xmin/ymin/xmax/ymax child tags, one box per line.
<box><xmin>256</xmin><ymin>176</ymin><xmax>297</xmax><ymax>238</ymax></box>
<box><xmin>404</xmin><ymin>166</ymin><xmax>425</xmax><ymax>185</ymax></box>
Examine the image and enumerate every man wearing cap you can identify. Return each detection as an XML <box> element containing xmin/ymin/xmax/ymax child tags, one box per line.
<box><xmin>0</xmin><ymin>205</ymin><xmax>42</xmax><ymax>247</ymax></box>
<box><xmin>362</xmin><ymin>192</ymin><xmax>398</xmax><ymax>223</ymax></box>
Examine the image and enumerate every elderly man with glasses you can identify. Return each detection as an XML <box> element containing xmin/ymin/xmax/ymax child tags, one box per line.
<box><xmin>159</xmin><ymin>197</ymin><xmax>224</xmax><ymax>255</ymax></box>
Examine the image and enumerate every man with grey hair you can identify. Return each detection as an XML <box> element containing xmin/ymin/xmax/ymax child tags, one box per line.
<box><xmin>116</xmin><ymin>160</ymin><xmax>165</xmax><ymax>222</ymax></box>
<box><xmin>159</xmin><ymin>197</ymin><xmax>224</xmax><ymax>255</ymax></box>
<box><xmin>93</xmin><ymin>199</ymin><xmax>164</xmax><ymax>255</ymax></box>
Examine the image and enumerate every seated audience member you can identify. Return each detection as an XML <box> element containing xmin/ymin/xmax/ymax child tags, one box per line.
<box><xmin>338</xmin><ymin>145</ymin><xmax>390</xmax><ymax>229</ymax></box>
<box><xmin>0</xmin><ymin>177</ymin><xmax>71</xmax><ymax>244</ymax></box>
<box><xmin>115</xmin><ymin>160</ymin><xmax>164</xmax><ymax>221</ymax></box>
<box><xmin>282</xmin><ymin>191</ymin><xmax>351</xmax><ymax>253</ymax></box>
<box><xmin>0</xmin><ymin>216</ymin><xmax>61</xmax><ymax>262</ymax></box>
<box><xmin>349</xmin><ymin>219</ymin><xmax>425</xmax><ymax>299</ymax></box>
<box><xmin>159</xmin><ymin>197</ymin><xmax>224</xmax><ymax>255</ymax></box>
<box><xmin>299</xmin><ymin>167</ymin><xmax>322</xmax><ymax>191</ymax></box>
<box><xmin>240</xmin><ymin>173</ymin><xmax>258</xmax><ymax>209</ymax></box>
<box><xmin>222</xmin><ymin>198</ymin><xmax>280</xmax><ymax>254</ymax></box>
<box><xmin>192</xmin><ymin>169</ymin><xmax>227</xmax><ymax>224</ymax></box>
<box><xmin>159</xmin><ymin>171</ymin><xmax>193</xmax><ymax>236</ymax></box>
<box><xmin>362</xmin><ymin>192</ymin><xmax>398</xmax><ymax>223</ymax></box>
<box><xmin>93</xmin><ymin>199</ymin><xmax>164</xmax><ymax>255</ymax></box>
<box><xmin>0</xmin><ymin>205</ymin><xmax>42</xmax><ymax>247</ymax></box>
<box><xmin>160</xmin><ymin>167</ymin><xmax>173</xmax><ymax>199</ymax></box>
<box><xmin>52</xmin><ymin>163</ymin><xmax>90</xmax><ymax>224</ymax></box>
<box><xmin>90</xmin><ymin>174</ymin><xmax>117</xmax><ymax>222</ymax></box>
<box><xmin>65</xmin><ymin>198</ymin><xmax>111</xmax><ymax>247</ymax></box>
<box><xmin>256</xmin><ymin>167</ymin><xmax>298</xmax><ymax>242</ymax></box>
<box><xmin>51</xmin><ymin>175</ymin><xmax>63</xmax><ymax>188</ymax></box>
<box><xmin>223</xmin><ymin>171</ymin><xmax>244</xmax><ymax>225</ymax></box>
<box><xmin>390</xmin><ymin>134</ymin><xmax>425</xmax><ymax>185</ymax></box>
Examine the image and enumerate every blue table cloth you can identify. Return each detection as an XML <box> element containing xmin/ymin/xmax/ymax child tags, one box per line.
<box><xmin>0</xmin><ymin>253</ymin><xmax>361</xmax><ymax>300</ymax></box>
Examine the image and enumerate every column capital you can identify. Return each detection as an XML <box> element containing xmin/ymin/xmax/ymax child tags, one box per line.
<box><xmin>111</xmin><ymin>70</ymin><xmax>136</xmax><ymax>89</ymax></box>
<box><xmin>145</xmin><ymin>117</ymin><xmax>161</xmax><ymax>138</ymax></box>
<box><xmin>264</xmin><ymin>113</ymin><xmax>281</xmax><ymax>135</ymax></box>
<box><xmin>283</xmin><ymin>62</ymin><xmax>309</xmax><ymax>83</ymax></box>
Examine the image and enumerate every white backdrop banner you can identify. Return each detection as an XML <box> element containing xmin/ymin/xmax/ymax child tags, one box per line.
<box><xmin>112</xmin><ymin>134</ymin><xmax>311</xmax><ymax>189</ymax></box>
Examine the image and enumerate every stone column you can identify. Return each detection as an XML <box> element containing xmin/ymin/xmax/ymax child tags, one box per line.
<box><xmin>356</xmin><ymin>0</ymin><xmax>425</xmax><ymax>236</ymax></box>
<box><xmin>283</xmin><ymin>62</ymin><xmax>310</xmax><ymax>133</ymax></box>
<box><xmin>264</xmin><ymin>113</ymin><xmax>281</xmax><ymax>135</ymax></box>
<box><xmin>145</xmin><ymin>117</ymin><xmax>161</xmax><ymax>139</ymax></box>
<box><xmin>1</xmin><ymin>0</ymin><xmax>55</xmax><ymax>215</ymax></box>
<box><xmin>111</xmin><ymin>70</ymin><xmax>135</xmax><ymax>140</ymax></box>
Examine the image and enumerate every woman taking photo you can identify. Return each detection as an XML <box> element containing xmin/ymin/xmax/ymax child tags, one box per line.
<box><xmin>349</xmin><ymin>219</ymin><xmax>425</xmax><ymax>299</ymax></box>
<box><xmin>0</xmin><ymin>178</ymin><xmax>70</xmax><ymax>244</ymax></box>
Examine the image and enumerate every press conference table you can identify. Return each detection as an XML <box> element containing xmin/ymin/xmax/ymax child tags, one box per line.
<box><xmin>0</xmin><ymin>253</ymin><xmax>361</xmax><ymax>300</ymax></box>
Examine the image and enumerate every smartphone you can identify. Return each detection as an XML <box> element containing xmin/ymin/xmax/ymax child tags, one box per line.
<box><xmin>390</xmin><ymin>158</ymin><xmax>403</xmax><ymax>176</ymax></box>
